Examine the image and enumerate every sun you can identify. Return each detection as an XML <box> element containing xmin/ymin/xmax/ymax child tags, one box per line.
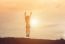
<box><xmin>30</xmin><ymin>18</ymin><xmax>39</xmax><ymax>27</ymax></box>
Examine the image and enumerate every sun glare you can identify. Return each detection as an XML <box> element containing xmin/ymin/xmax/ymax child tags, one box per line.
<box><xmin>30</xmin><ymin>18</ymin><xmax>39</xmax><ymax>27</ymax></box>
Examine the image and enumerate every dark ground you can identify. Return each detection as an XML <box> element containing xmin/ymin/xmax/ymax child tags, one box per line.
<box><xmin>0</xmin><ymin>37</ymin><xmax>65</xmax><ymax>44</ymax></box>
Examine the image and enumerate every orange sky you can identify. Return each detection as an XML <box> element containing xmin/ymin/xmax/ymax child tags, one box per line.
<box><xmin>0</xmin><ymin>0</ymin><xmax>65</xmax><ymax>40</ymax></box>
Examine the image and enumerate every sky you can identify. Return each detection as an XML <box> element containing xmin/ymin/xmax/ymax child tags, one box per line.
<box><xmin>0</xmin><ymin>0</ymin><xmax>65</xmax><ymax>40</ymax></box>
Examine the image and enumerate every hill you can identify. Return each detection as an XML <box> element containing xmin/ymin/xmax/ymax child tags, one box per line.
<box><xmin>0</xmin><ymin>37</ymin><xmax>65</xmax><ymax>44</ymax></box>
